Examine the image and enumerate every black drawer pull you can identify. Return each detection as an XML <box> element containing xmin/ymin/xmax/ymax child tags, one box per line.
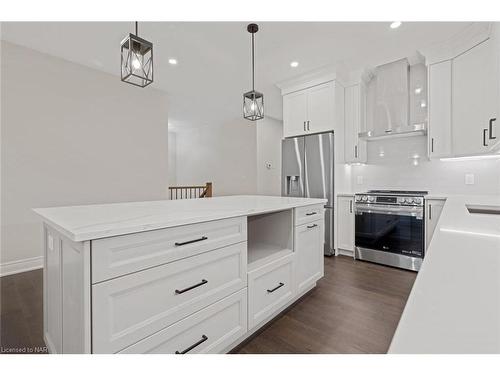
<box><xmin>175</xmin><ymin>236</ymin><xmax>208</xmax><ymax>246</ymax></box>
<box><xmin>307</xmin><ymin>224</ymin><xmax>318</xmax><ymax>229</ymax></box>
<box><xmin>489</xmin><ymin>118</ymin><xmax>497</xmax><ymax>140</ymax></box>
<box><xmin>175</xmin><ymin>335</ymin><xmax>208</xmax><ymax>354</ymax></box>
<box><xmin>267</xmin><ymin>282</ymin><xmax>285</xmax><ymax>293</ymax></box>
<box><xmin>305</xmin><ymin>212</ymin><xmax>317</xmax><ymax>216</ymax></box>
<box><xmin>175</xmin><ymin>279</ymin><xmax>208</xmax><ymax>295</ymax></box>
<box><xmin>483</xmin><ymin>129</ymin><xmax>488</xmax><ymax>146</ymax></box>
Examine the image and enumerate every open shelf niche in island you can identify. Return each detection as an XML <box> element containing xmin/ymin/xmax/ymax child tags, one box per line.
<box><xmin>247</xmin><ymin>209</ymin><xmax>294</xmax><ymax>271</ymax></box>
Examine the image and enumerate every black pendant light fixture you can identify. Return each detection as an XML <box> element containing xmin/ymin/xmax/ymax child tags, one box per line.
<box><xmin>243</xmin><ymin>23</ymin><xmax>264</xmax><ymax>121</ymax></box>
<box><xmin>121</xmin><ymin>22</ymin><xmax>153</xmax><ymax>88</ymax></box>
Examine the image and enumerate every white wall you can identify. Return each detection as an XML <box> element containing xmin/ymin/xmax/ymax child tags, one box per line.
<box><xmin>0</xmin><ymin>42</ymin><xmax>169</xmax><ymax>275</ymax></box>
<box><xmin>174</xmin><ymin>121</ymin><xmax>257</xmax><ymax>196</ymax></box>
<box><xmin>256</xmin><ymin>118</ymin><xmax>283</xmax><ymax>196</ymax></box>
<box><xmin>349</xmin><ymin>136</ymin><xmax>500</xmax><ymax>195</ymax></box>
<box><xmin>168</xmin><ymin>131</ymin><xmax>177</xmax><ymax>187</ymax></box>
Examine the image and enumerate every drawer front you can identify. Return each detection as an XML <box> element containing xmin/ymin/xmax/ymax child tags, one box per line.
<box><xmin>119</xmin><ymin>289</ymin><xmax>247</xmax><ymax>354</ymax></box>
<box><xmin>92</xmin><ymin>242</ymin><xmax>247</xmax><ymax>353</ymax></box>
<box><xmin>294</xmin><ymin>204</ymin><xmax>325</xmax><ymax>226</ymax></box>
<box><xmin>248</xmin><ymin>253</ymin><xmax>295</xmax><ymax>329</ymax></box>
<box><xmin>92</xmin><ymin>216</ymin><xmax>247</xmax><ymax>283</ymax></box>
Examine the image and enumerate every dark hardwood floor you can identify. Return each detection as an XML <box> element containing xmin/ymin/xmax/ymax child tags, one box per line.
<box><xmin>0</xmin><ymin>256</ymin><xmax>416</xmax><ymax>354</ymax></box>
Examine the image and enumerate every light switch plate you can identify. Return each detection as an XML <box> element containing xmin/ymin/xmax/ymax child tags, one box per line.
<box><xmin>465</xmin><ymin>173</ymin><xmax>475</xmax><ymax>185</ymax></box>
<box><xmin>356</xmin><ymin>175</ymin><xmax>363</xmax><ymax>185</ymax></box>
<box><xmin>48</xmin><ymin>234</ymin><xmax>54</xmax><ymax>251</ymax></box>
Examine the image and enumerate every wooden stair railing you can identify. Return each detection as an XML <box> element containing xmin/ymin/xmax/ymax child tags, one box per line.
<box><xmin>169</xmin><ymin>182</ymin><xmax>212</xmax><ymax>200</ymax></box>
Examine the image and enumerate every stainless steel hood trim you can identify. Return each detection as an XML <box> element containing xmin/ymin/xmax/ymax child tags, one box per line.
<box><xmin>359</xmin><ymin>123</ymin><xmax>427</xmax><ymax>141</ymax></box>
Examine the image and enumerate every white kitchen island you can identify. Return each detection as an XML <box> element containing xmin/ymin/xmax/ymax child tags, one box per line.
<box><xmin>34</xmin><ymin>195</ymin><xmax>327</xmax><ymax>354</ymax></box>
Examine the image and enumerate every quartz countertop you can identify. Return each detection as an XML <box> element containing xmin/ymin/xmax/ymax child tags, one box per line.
<box><xmin>34</xmin><ymin>195</ymin><xmax>327</xmax><ymax>242</ymax></box>
<box><xmin>389</xmin><ymin>194</ymin><xmax>500</xmax><ymax>353</ymax></box>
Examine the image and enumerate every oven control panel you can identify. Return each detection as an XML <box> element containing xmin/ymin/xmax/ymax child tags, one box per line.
<box><xmin>355</xmin><ymin>194</ymin><xmax>424</xmax><ymax>206</ymax></box>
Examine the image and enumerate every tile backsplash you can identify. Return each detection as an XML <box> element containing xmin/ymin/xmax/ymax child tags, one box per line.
<box><xmin>349</xmin><ymin>136</ymin><xmax>500</xmax><ymax>195</ymax></box>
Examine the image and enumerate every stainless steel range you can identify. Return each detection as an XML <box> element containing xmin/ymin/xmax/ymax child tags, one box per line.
<box><xmin>354</xmin><ymin>190</ymin><xmax>427</xmax><ymax>271</ymax></box>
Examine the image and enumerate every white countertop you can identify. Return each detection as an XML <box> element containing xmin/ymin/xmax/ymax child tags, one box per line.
<box><xmin>34</xmin><ymin>195</ymin><xmax>327</xmax><ymax>242</ymax></box>
<box><xmin>389</xmin><ymin>195</ymin><xmax>500</xmax><ymax>353</ymax></box>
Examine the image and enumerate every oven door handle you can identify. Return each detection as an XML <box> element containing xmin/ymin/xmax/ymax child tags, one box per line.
<box><xmin>355</xmin><ymin>205</ymin><xmax>423</xmax><ymax>217</ymax></box>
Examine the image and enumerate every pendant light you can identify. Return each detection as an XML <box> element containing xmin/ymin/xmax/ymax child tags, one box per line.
<box><xmin>121</xmin><ymin>22</ymin><xmax>153</xmax><ymax>88</ymax></box>
<box><xmin>243</xmin><ymin>23</ymin><xmax>264</xmax><ymax>121</ymax></box>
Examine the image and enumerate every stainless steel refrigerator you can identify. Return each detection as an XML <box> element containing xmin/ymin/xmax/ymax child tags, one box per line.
<box><xmin>281</xmin><ymin>131</ymin><xmax>334</xmax><ymax>256</ymax></box>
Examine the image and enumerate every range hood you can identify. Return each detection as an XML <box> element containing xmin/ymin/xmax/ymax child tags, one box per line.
<box><xmin>360</xmin><ymin>56</ymin><xmax>428</xmax><ymax>140</ymax></box>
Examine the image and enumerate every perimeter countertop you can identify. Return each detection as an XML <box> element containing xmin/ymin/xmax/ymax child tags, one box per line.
<box><xmin>389</xmin><ymin>194</ymin><xmax>500</xmax><ymax>353</ymax></box>
<box><xmin>34</xmin><ymin>195</ymin><xmax>327</xmax><ymax>242</ymax></box>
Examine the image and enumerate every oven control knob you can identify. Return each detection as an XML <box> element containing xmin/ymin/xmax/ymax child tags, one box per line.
<box><xmin>355</xmin><ymin>195</ymin><xmax>362</xmax><ymax>202</ymax></box>
<box><xmin>414</xmin><ymin>197</ymin><xmax>422</xmax><ymax>205</ymax></box>
<box><xmin>361</xmin><ymin>196</ymin><xmax>368</xmax><ymax>201</ymax></box>
<box><xmin>404</xmin><ymin>198</ymin><xmax>411</xmax><ymax>204</ymax></box>
<box><xmin>368</xmin><ymin>196</ymin><xmax>375</xmax><ymax>203</ymax></box>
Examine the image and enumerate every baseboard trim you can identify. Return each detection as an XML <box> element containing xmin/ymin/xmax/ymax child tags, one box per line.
<box><xmin>337</xmin><ymin>248</ymin><xmax>355</xmax><ymax>258</ymax></box>
<box><xmin>0</xmin><ymin>256</ymin><xmax>43</xmax><ymax>277</ymax></box>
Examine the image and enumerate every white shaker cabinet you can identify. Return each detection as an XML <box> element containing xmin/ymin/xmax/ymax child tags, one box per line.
<box><xmin>452</xmin><ymin>38</ymin><xmax>499</xmax><ymax>156</ymax></box>
<box><xmin>428</xmin><ymin>60</ymin><xmax>452</xmax><ymax>158</ymax></box>
<box><xmin>294</xmin><ymin>219</ymin><xmax>324</xmax><ymax>295</ymax></box>
<box><xmin>425</xmin><ymin>198</ymin><xmax>446</xmax><ymax>249</ymax></box>
<box><xmin>283</xmin><ymin>81</ymin><xmax>339</xmax><ymax>138</ymax></box>
<box><xmin>344</xmin><ymin>84</ymin><xmax>367</xmax><ymax>163</ymax></box>
<box><xmin>336</xmin><ymin>196</ymin><xmax>355</xmax><ymax>256</ymax></box>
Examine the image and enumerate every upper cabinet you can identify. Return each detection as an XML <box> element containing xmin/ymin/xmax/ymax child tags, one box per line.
<box><xmin>452</xmin><ymin>38</ymin><xmax>499</xmax><ymax>156</ymax></box>
<box><xmin>427</xmin><ymin>23</ymin><xmax>500</xmax><ymax>158</ymax></box>
<box><xmin>344</xmin><ymin>84</ymin><xmax>367</xmax><ymax>163</ymax></box>
<box><xmin>282</xmin><ymin>81</ymin><xmax>341</xmax><ymax>138</ymax></box>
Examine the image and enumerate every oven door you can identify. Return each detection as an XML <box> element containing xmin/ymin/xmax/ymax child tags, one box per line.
<box><xmin>355</xmin><ymin>204</ymin><xmax>424</xmax><ymax>258</ymax></box>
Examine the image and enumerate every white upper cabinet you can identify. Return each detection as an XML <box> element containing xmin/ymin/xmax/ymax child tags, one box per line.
<box><xmin>427</xmin><ymin>24</ymin><xmax>500</xmax><ymax>158</ymax></box>
<box><xmin>344</xmin><ymin>84</ymin><xmax>367</xmax><ymax>163</ymax></box>
<box><xmin>283</xmin><ymin>90</ymin><xmax>308</xmax><ymax>138</ymax></box>
<box><xmin>428</xmin><ymin>60</ymin><xmax>452</xmax><ymax>158</ymax></box>
<box><xmin>452</xmin><ymin>38</ymin><xmax>499</xmax><ymax>156</ymax></box>
<box><xmin>282</xmin><ymin>81</ymin><xmax>339</xmax><ymax>138</ymax></box>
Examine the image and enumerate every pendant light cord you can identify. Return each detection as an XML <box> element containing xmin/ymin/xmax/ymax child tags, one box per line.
<box><xmin>251</xmin><ymin>32</ymin><xmax>255</xmax><ymax>92</ymax></box>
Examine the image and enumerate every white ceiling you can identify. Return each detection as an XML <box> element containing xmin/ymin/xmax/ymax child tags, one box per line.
<box><xmin>1</xmin><ymin>22</ymin><xmax>473</xmax><ymax>131</ymax></box>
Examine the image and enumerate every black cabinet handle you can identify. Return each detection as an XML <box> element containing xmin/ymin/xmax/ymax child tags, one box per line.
<box><xmin>307</xmin><ymin>224</ymin><xmax>318</xmax><ymax>229</ymax></box>
<box><xmin>175</xmin><ymin>335</ymin><xmax>208</xmax><ymax>354</ymax></box>
<box><xmin>305</xmin><ymin>212</ymin><xmax>317</xmax><ymax>216</ymax></box>
<box><xmin>483</xmin><ymin>129</ymin><xmax>488</xmax><ymax>147</ymax></box>
<box><xmin>303</xmin><ymin>121</ymin><xmax>306</xmax><ymax>131</ymax></box>
<box><xmin>350</xmin><ymin>200</ymin><xmax>353</xmax><ymax>213</ymax></box>
<box><xmin>267</xmin><ymin>282</ymin><xmax>284</xmax><ymax>293</ymax></box>
<box><xmin>307</xmin><ymin>121</ymin><xmax>310</xmax><ymax>131</ymax></box>
<box><xmin>431</xmin><ymin>138</ymin><xmax>434</xmax><ymax>153</ymax></box>
<box><xmin>175</xmin><ymin>279</ymin><xmax>208</xmax><ymax>295</ymax></box>
<box><xmin>489</xmin><ymin>118</ymin><xmax>497</xmax><ymax>140</ymax></box>
<box><xmin>429</xmin><ymin>204</ymin><xmax>432</xmax><ymax>220</ymax></box>
<box><xmin>355</xmin><ymin>145</ymin><xmax>358</xmax><ymax>158</ymax></box>
<box><xmin>175</xmin><ymin>236</ymin><xmax>208</xmax><ymax>246</ymax></box>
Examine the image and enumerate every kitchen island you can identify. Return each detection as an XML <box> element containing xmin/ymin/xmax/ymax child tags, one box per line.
<box><xmin>34</xmin><ymin>195</ymin><xmax>327</xmax><ymax>354</ymax></box>
<box><xmin>389</xmin><ymin>195</ymin><xmax>500</xmax><ymax>353</ymax></box>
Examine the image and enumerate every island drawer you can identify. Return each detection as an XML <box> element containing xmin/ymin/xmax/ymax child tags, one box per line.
<box><xmin>118</xmin><ymin>289</ymin><xmax>247</xmax><ymax>354</ymax></box>
<box><xmin>91</xmin><ymin>216</ymin><xmax>247</xmax><ymax>283</ymax></box>
<box><xmin>92</xmin><ymin>242</ymin><xmax>247</xmax><ymax>353</ymax></box>
<box><xmin>294</xmin><ymin>204</ymin><xmax>325</xmax><ymax>226</ymax></box>
<box><xmin>247</xmin><ymin>252</ymin><xmax>295</xmax><ymax>329</ymax></box>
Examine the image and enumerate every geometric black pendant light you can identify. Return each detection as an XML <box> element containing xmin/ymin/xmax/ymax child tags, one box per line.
<box><xmin>121</xmin><ymin>22</ymin><xmax>153</xmax><ymax>88</ymax></box>
<box><xmin>243</xmin><ymin>23</ymin><xmax>264</xmax><ymax>121</ymax></box>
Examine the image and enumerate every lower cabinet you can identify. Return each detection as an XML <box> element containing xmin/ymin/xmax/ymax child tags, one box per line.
<box><xmin>425</xmin><ymin>198</ymin><xmax>446</xmax><ymax>249</ymax></box>
<box><xmin>247</xmin><ymin>253</ymin><xmax>295</xmax><ymax>330</ymax></box>
<box><xmin>295</xmin><ymin>219</ymin><xmax>324</xmax><ymax>295</ymax></box>
<box><xmin>336</xmin><ymin>196</ymin><xmax>355</xmax><ymax>256</ymax></box>
<box><xmin>119</xmin><ymin>289</ymin><xmax>248</xmax><ymax>354</ymax></box>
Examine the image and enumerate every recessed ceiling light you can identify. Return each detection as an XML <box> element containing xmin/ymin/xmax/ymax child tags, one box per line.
<box><xmin>290</xmin><ymin>61</ymin><xmax>299</xmax><ymax>68</ymax></box>
<box><xmin>390</xmin><ymin>21</ymin><xmax>402</xmax><ymax>29</ymax></box>
<box><xmin>168</xmin><ymin>58</ymin><xmax>178</xmax><ymax>65</ymax></box>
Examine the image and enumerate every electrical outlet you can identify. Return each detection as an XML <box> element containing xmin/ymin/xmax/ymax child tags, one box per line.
<box><xmin>465</xmin><ymin>173</ymin><xmax>475</xmax><ymax>185</ymax></box>
<box><xmin>356</xmin><ymin>175</ymin><xmax>363</xmax><ymax>185</ymax></box>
